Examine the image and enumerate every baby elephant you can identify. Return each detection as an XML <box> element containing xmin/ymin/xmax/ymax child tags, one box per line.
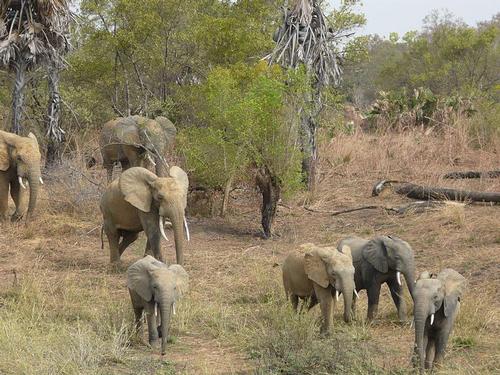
<box><xmin>413</xmin><ymin>269</ymin><xmax>466</xmax><ymax>374</ymax></box>
<box><xmin>282</xmin><ymin>243</ymin><xmax>357</xmax><ymax>334</ymax></box>
<box><xmin>127</xmin><ymin>255</ymin><xmax>189</xmax><ymax>355</ymax></box>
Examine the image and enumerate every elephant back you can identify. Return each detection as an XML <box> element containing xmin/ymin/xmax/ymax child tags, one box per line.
<box><xmin>136</xmin><ymin>117</ymin><xmax>168</xmax><ymax>153</ymax></box>
<box><xmin>101</xmin><ymin>117</ymin><xmax>140</xmax><ymax>146</ymax></box>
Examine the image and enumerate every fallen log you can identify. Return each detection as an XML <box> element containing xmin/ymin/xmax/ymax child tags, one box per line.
<box><xmin>372</xmin><ymin>180</ymin><xmax>500</xmax><ymax>203</ymax></box>
<box><xmin>304</xmin><ymin>201</ymin><xmax>451</xmax><ymax>216</ymax></box>
<box><xmin>443</xmin><ymin>170</ymin><xmax>500</xmax><ymax>179</ymax></box>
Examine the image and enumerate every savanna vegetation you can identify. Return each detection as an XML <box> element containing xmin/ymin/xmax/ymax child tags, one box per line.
<box><xmin>0</xmin><ymin>0</ymin><xmax>499</xmax><ymax>374</ymax></box>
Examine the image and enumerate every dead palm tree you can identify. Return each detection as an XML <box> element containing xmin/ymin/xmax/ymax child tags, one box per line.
<box><xmin>0</xmin><ymin>0</ymin><xmax>73</xmax><ymax>163</ymax></box>
<box><xmin>265</xmin><ymin>0</ymin><xmax>344</xmax><ymax>190</ymax></box>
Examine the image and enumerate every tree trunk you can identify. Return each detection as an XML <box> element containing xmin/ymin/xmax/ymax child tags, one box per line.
<box><xmin>300</xmin><ymin>111</ymin><xmax>318</xmax><ymax>191</ymax></box>
<box><xmin>256</xmin><ymin>166</ymin><xmax>281</xmax><ymax>239</ymax></box>
<box><xmin>45</xmin><ymin>66</ymin><xmax>65</xmax><ymax>166</ymax></box>
<box><xmin>221</xmin><ymin>173</ymin><xmax>234</xmax><ymax>217</ymax></box>
<box><xmin>11</xmin><ymin>59</ymin><xmax>27</xmax><ymax>134</ymax></box>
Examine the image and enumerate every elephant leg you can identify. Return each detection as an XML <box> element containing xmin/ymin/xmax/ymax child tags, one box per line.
<box><xmin>433</xmin><ymin>328</ymin><xmax>451</xmax><ymax>368</ymax></box>
<box><xmin>0</xmin><ymin>175</ymin><xmax>10</xmax><ymax>220</ymax></box>
<box><xmin>351</xmin><ymin>292</ymin><xmax>357</xmax><ymax>317</ymax></box>
<box><xmin>307</xmin><ymin>294</ymin><xmax>318</xmax><ymax>311</ymax></box>
<box><xmin>313</xmin><ymin>284</ymin><xmax>332</xmax><ymax>335</ymax></box>
<box><xmin>144</xmin><ymin>239</ymin><xmax>153</xmax><ymax>257</ymax></box>
<box><xmin>140</xmin><ymin>214</ymin><xmax>163</xmax><ymax>262</ymax></box>
<box><xmin>425</xmin><ymin>337</ymin><xmax>436</xmax><ymax>369</ymax></box>
<box><xmin>290</xmin><ymin>294</ymin><xmax>299</xmax><ymax>312</ymax></box>
<box><xmin>104</xmin><ymin>225</ymin><xmax>120</xmax><ymax>263</ymax></box>
<box><xmin>146</xmin><ymin>311</ymin><xmax>159</xmax><ymax>345</ymax></box>
<box><xmin>388</xmin><ymin>279</ymin><xmax>407</xmax><ymax>321</ymax></box>
<box><xmin>103</xmin><ymin>162</ymin><xmax>114</xmax><ymax>183</ymax></box>
<box><xmin>366</xmin><ymin>283</ymin><xmax>381</xmax><ymax>321</ymax></box>
<box><xmin>9</xmin><ymin>179</ymin><xmax>25</xmax><ymax>221</ymax></box>
<box><xmin>120</xmin><ymin>159</ymin><xmax>131</xmax><ymax>172</ymax></box>
<box><xmin>133</xmin><ymin>306</ymin><xmax>143</xmax><ymax>337</ymax></box>
<box><xmin>119</xmin><ymin>231</ymin><xmax>139</xmax><ymax>256</ymax></box>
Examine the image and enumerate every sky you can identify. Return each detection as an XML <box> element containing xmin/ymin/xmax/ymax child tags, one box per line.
<box><xmin>347</xmin><ymin>0</ymin><xmax>499</xmax><ymax>37</ymax></box>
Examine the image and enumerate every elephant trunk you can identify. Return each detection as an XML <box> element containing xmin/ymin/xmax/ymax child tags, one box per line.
<box><xmin>159</xmin><ymin>298</ymin><xmax>172</xmax><ymax>356</ymax></box>
<box><xmin>26</xmin><ymin>168</ymin><xmax>41</xmax><ymax>217</ymax></box>
<box><xmin>171</xmin><ymin>210</ymin><xmax>185</xmax><ymax>265</ymax></box>
<box><xmin>404</xmin><ymin>268</ymin><xmax>416</xmax><ymax>300</ymax></box>
<box><xmin>413</xmin><ymin>302</ymin><xmax>429</xmax><ymax>373</ymax></box>
<box><xmin>342</xmin><ymin>286</ymin><xmax>354</xmax><ymax>323</ymax></box>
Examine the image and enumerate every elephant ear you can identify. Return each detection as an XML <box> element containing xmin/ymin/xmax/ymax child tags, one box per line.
<box><xmin>119</xmin><ymin>167</ymin><xmax>158</xmax><ymax>212</ymax></box>
<box><xmin>169</xmin><ymin>264</ymin><xmax>189</xmax><ymax>300</ymax></box>
<box><xmin>362</xmin><ymin>238</ymin><xmax>388</xmax><ymax>273</ymax></box>
<box><xmin>127</xmin><ymin>255</ymin><xmax>161</xmax><ymax>301</ymax></box>
<box><xmin>0</xmin><ymin>136</ymin><xmax>9</xmax><ymax>171</ymax></box>
<box><xmin>27</xmin><ymin>132</ymin><xmax>39</xmax><ymax>147</ymax></box>
<box><xmin>169</xmin><ymin>166</ymin><xmax>189</xmax><ymax>206</ymax></box>
<box><xmin>439</xmin><ymin>269</ymin><xmax>467</xmax><ymax>317</ymax></box>
<box><xmin>304</xmin><ymin>250</ymin><xmax>330</xmax><ymax>288</ymax></box>
<box><xmin>155</xmin><ymin>116</ymin><xmax>177</xmax><ymax>144</ymax></box>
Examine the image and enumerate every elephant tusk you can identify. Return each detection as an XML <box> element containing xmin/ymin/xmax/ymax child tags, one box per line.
<box><xmin>410</xmin><ymin>319</ymin><xmax>414</xmax><ymax>329</ymax></box>
<box><xmin>172</xmin><ymin>302</ymin><xmax>176</xmax><ymax>315</ymax></box>
<box><xmin>396</xmin><ymin>271</ymin><xmax>402</xmax><ymax>286</ymax></box>
<box><xmin>430</xmin><ymin>314</ymin><xmax>434</xmax><ymax>326</ymax></box>
<box><xmin>184</xmin><ymin>216</ymin><xmax>190</xmax><ymax>242</ymax></box>
<box><xmin>335</xmin><ymin>290</ymin><xmax>339</xmax><ymax>302</ymax></box>
<box><xmin>147</xmin><ymin>154</ymin><xmax>156</xmax><ymax>166</ymax></box>
<box><xmin>154</xmin><ymin>303</ymin><xmax>158</xmax><ymax>317</ymax></box>
<box><xmin>354</xmin><ymin>289</ymin><xmax>360</xmax><ymax>298</ymax></box>
<box><xmin>159</xmin><ymin>216</ymin><xmax>169</xmax><ymax>241</ymax></box>
<box><xmin>39</xmin><ymin>177</ymin><xmax>44</xmax><ymax>185</ymax></box>
<box><xmin>18</xmin><ymin>177</ymin><xmax>26</xmax><ymax>189</ymax></box>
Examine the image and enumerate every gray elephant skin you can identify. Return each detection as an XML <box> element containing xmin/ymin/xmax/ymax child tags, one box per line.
<box><xmin>413</xmin><ymin>269</ymin><xmax>466</xmax><ymax>373</ymax></box>
<box><xmin>0</xmin><ymin>130</ymin><xmax>42</xmax><ymax>221</ymax></box>
<box><xmin>127</xmin><ymin>255</ymin><xmax>189</xmax><ymax>355</ymax></box>
<box><xmin>100</xmin><ymin>166</ymin><xmax>189</xmax><ymax>265</ymax></box>
<box><xmin>100</xmin><ymin>115</ymin><xmax>176</xmax><ymax>181</ymax></box>
<box><xmin>282</xmin><ymin>243</ymin><xmax>356</xmax><ymax>334</ymax></box>
<box><xmin>337</xmin><ymin>235</ymin><xmax>416</xmax><ymax>321</ymax></box>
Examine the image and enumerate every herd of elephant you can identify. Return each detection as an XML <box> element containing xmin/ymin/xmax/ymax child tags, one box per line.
<box><xmin>282</xmin><ymin>237</ymin><xmax>467</xmax><ymax>374</ymax></box>
<box><xmin>0</xmin><ymin>116</ymin><xmax>466</xmax><ymax>373</ymax></box>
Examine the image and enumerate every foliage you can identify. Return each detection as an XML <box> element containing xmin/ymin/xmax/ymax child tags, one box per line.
<box><xmin>179</xmin><ymin>62</ymin><xmax>304</xmax><ymax>196</ymax></box>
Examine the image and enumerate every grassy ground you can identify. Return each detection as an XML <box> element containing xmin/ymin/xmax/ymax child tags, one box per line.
<box><xmin>0</xmin><ymin>129</ymin><xmax>499</xmax><ymax>374</ymax></box>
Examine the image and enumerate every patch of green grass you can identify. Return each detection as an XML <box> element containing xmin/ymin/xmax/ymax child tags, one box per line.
<box><xmin>452</xmin><ymin>336</ymin><xmax>476</xmax><ymax>349</ymax></box>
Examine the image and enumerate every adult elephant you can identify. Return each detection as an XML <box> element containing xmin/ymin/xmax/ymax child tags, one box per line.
<box><xmin>100</xmin><ymin>115</ymin><xmax>176</xmax><ymax>182</ymax></box>
<box><xmin>0</xmin><ymin>130</ymin><xmax>42</xmax><ymax>221</ymax></box>
<box><xmin>413</xmin><ymin>269</ymin><xmax>466</xmax><ymax>374</ymax></box>
<box><xmin>127</xmin><ymin>255</ymin><xmax>189</xmax><ymax>355</ymax></box>
<box><xmin>337</xmin><ymin>235</ymin><xmax>416</xmax><ymax>321</ymax></box>
<box><xmin>100</xmin><ymin>166</ymin><xmax>189</xmax><ymax>265</ymax></box>
<box><xmin>282</xmin><ymin>243</ymin><xmax>357</xmax><ymax>334</ymax></box>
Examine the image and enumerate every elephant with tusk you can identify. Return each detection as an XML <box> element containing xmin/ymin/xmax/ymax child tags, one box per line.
<box><xmin>0</xmin><ymin>130</ymin><xmax>42</xmax><ymax>221</ymax></box>
<box><xmin>127</xmin><ymin>255</ymin><xmax>189</xmax><ymax>355</ymax></box>
<box><xmin>337</xmin><ymin>235</ymin><xmax>416</xmax><ymax>321</ymax></box>
<box><xmin>100</xmin><ymin>166</ymin><xmax>189</xmax><ymax>265</ymax></box>
<box><xmin>412</xmin><ymin>269</ymin><xmax>466</xmax><ymax>373</ymax></box>
<box><xmin>282</xmin><ymin>243</ymin><xmax>357</xmax><ymax>334</ymax></box>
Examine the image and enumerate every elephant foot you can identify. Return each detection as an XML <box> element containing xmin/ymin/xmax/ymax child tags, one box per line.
<box><xmin>10</xmin><ymin>213</ymin><xmax>24</xmax><ymax>222</ymax></box>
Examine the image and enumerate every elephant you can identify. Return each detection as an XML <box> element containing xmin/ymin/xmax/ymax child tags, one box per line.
<box><xmin>100</xmin><ymin>166</ymin><xmax>189</xmax><ymax>265</ymax></box>
<box><xmin>413</xmin><ymin>269</ymin><xmax>466</xmax><ymax>374</ymax></box>
<box><xmin>337</xmin><ymin>235</ymin><xmax>416</xmax><ymax>321</ymax></box>
<box><xmin>127</xmin><ymin>255</ymin><xmax>189</xmax><ymax>355</ymax></box>
<box><xmin>100</xmin><ymin>115</ymin><xmax>176</xmax><ymax>182</ymax></box>
<box><xmin>0</xmin><ymin>130</ymin><xmax>42</xmax><ymax>221</ymax></box>
<box><xmin>282</xmin><ymin>243</ymin><xmax>357</xmax><ymax>334</ymax></box>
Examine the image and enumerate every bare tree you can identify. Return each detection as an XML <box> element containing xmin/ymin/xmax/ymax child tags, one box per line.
<box><xmin>0</xmin><ymin>0</ymin><xmax>72</xmax><ymax>164</ymax></box>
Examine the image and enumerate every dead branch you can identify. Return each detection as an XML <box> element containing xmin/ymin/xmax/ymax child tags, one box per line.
<box><xmin>443</xmin><ymin>170</ymin><xmax>500</xmax><ymax>179</ymax></box>
<box><xmin>372</xmin><ymin>180</ymin><xmax>500</xmax><ymax>203</ymax></box>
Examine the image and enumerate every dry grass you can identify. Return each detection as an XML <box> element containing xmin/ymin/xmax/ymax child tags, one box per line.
<box><xmin>0</xmin><ymin>128</ymin><xmax>499</xmax><ymax>374</ymax></box>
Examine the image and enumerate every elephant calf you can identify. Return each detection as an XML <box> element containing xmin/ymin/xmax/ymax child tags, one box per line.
<box><xmin>413</xmin><ymin>269</ymin><xmax>466</xmax><ymax>374</ymax></box>
<box><xmin>127</xmin><ymin>255</ymin><xmax>189</xmax><ymax>355</ymax></box>
<box><xmin>282</xmin><ymin>243</ymin><xmax>357</xmax><ymax>334</ymax></box>
<box><xmin>337</xmin><ymin>235</ymin><xmax>416</xmax><ymax>321</ymax></box>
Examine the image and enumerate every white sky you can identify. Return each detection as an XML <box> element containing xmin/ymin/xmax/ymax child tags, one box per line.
<box><xmin>344</xmin><ymin>0</ymin><xmax>499</xmax><ymax>37</ymax></box>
